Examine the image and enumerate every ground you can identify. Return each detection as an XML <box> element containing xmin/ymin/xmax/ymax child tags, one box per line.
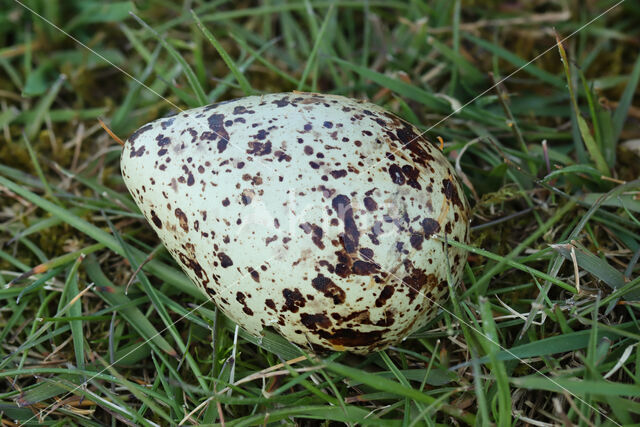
<box><xmin>1</xmin><ymin>1</ymin><xmax>640</xmax><ymax>425</ymax></box>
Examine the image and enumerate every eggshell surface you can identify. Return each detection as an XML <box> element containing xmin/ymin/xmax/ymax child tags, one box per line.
<box><xmin>121</xmin><ymin>92</ymin><xmax>469</xmax><ymax>354</ymax></box>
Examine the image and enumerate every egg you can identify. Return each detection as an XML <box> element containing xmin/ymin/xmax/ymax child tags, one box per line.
<box><xmin>120</xmin><ymin>92</ymin><xmax>470</xmax><ymax>354</ymax></box>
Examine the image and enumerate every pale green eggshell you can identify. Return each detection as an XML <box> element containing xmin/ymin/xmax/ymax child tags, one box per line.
<box><xmin>120</xmin><ymin>92</ymin><xmax>469</xmax><ymax>354</ymax></box>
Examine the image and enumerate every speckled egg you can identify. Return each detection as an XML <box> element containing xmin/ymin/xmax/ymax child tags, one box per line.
<box><xmin>120</xmin><ymin>92</ymin><xmax>469</xmax><ymax>354</ymax></box>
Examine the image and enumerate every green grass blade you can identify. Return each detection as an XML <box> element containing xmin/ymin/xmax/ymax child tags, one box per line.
<box><xmin>206</xmin><ymin>309</ymin><xmax>304</xmax><ymax>360</ymax></box>
<box><xmin>0</xmin><ymin>54</ymin><xmax>23</xmax><ymax>89</ymax></box>
<box><xmin>453</xmin><ymin>321</ymin><xmax>638</xmax><ymax>368</ymax></box>
<box><xmin>427</xmin><ymin>34</ymin><xmax>485</xmax><ymax>84</ymax></box>
<box><xmin>224</xmin><ymin>404</ymin><xmax>400</xmax><ymax>426</ymax></box>
<box><xmin>95</xmin><ymin>354</ymin><xmax>173</xmax><ymax>424</ymax></box>
<box><xmin>443</xmin><ymin>237</ymin><xmax>576</xmax><ymax>293</ymax></box>
<box><xmin>463</xmin><ymin>32</ymin><xmax>564</xmax><ymax>89</ymax></box>
<box><xmin>5</xmin><ymin>267</ymin><xmax>61</xmax><ymax>303</ymax></box>
<box><xmin>65</xmin><ymin>256</ymin><xmax>86</xmax><ymax>371</ymax></box>
<box><xmin>613</xmin><ymin>54</ymin><xmax>640</xmax><ymax>142</ymax></box>
<box><xmin>580</xmin><ymin>73</ymin><xmax>604</xmax><ymax>156</ymax></box>
<box><xmin>104</xmin><ymin>217</ymin><xmax>210</xmax><ymax>392</ymax></box>
<box><xmin>541</xmin><ymin>164</ymin><xmax>601</xmax><ymax>183</ymax></box>
<box><xmin>0</xmin><ymin>174</ymin><xmax>202</xmax><ymax>299</ymax></box>
<box><xmin>577</xmin><ymin>115</ymin><xmax>610</xmax><ymax>175</ymax></box>
<box><xmin>24</xmin><ymin>132</ymin><xmax>59</xmax><ymax>202</ymax></box>
<box><xmin>323</xmin><ymin>361</ymin><xmax>475</xmax><ymax>424</ymax></box>
<box><xmin>57</xmin><ymin>166</ymin><xmax>138</xmax><ymax>212</ymax></box>
<box><xmin>466</xmin><ymin>199</ymin><xmax>576</xmax><ymax>297</ymax></box>
<box><xmin>191</xmin><ymin>10</ymin><xmax>254</xmax><ymax>96</ymax></box>
<box><xmin>111</xmin><ymin>44</ymin><xmax>163</xmax><ymax>133</ymax></box>
<box><xmin>511</xmin><ymin>376</ymin><xmax>640</xmax><ymax>397</ymax></box>
<box><xmin>230</xmin><ymin>32</ymin><xmax>299</xmax><ymax>86</ymax></box>
<box><xmin>556</xmin><ymin>36</ymin><xmax>610</xmax><ymax>176</ymax></box>
<box><xmin>297</xmin><ymin>4</ymin><xmax>334</xmax><ymax>91</ymax></box>
<box><xmin>379</xmin><ymin>351</ymin><xmax>427</xmax><ymax>420</ymax></box>
<box><xmin>14</xmin><ymin>373</ymin><xmax>83</xmax><ymax>407</ymax></box>
<box><xmin>579</xmin><ymin>192</ymin><xmax>640</xmax><ymax>213</ymax></box>
<box><xmin>25</xmin><ymin>73</ymin><xmax>65</xmax><ymax>140</ymax></box>
<box><xmin>479</xmin><ymin>297</ymin><xmax>511</xmax><ymax>426</ymax></box>
<box><xmin>65</xmin><ymin>1</ymin><xmax>135</xmax><ymax>32</ymax></box>
<box><xmin>0</xmin><ymin>298</ymin><xmax>29</xmax><ymax>344</ymax></box>
<box><xmin>84</xmin><ymin>255</ymin><xmax>179</xmax><ymax>358</ymax></box>
<box><xmin>130</xmin><ymin>13</ymin><xmax>208</xmax><ymax>106</ymax></box>
<box><xmin>10</xmin><ymin>107</ymin><xmax>108</xmax><ymax>125</ymax></box>
<box><xmin>551</xmin><ymin>241</ymin><xmax>640</xmax><ymax>300</ymax></box>
<box><xmin>332</xmin><ymin>57</ymin><xmax>506</xmax><ymax>129</ymax></box>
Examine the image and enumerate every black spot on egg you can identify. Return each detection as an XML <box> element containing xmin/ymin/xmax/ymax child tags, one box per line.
<box><xmin>311</xmin><ymin>274</ymin><xmax>345</xmax><ymax>304</ymax></box>
<box><xmin>128</xmin><ymin>124</ymin><xmax>153</xmax><ymax>145</ymax></box>
<box><xmin>217</xmin><ymin>252</ymin><xmax>233</xmax><ymax>268</ymax></box>
<box><xmin>330</xmin><ymin>169</ymin><xmax>348</xmax><ymax>179</ymax></box>
<box><xmin>421</xmin><ymin>218</ymin><xmax>440</xmax><ymax>236</ymax></box>
<box><xmin>388</xmin><ymin>164</ymin><xmax>405</xmax><ymax>185</ymax></box>
<box><xmin>272</xmin><ymin>96</ymin><xmax>290</xmax><ymax>107</ymax></box>
<box><xmin>410</xmin><ymin>233</ymin><xmax>423</xmax><ymax>249</ymax></box>
<box><xmin>331</xmin><ymin>195</ymin><xmax>359</xmax><ymax>254</ymax></box>
<box><xmin>300</xmin><ymin>313</ymin><xmax>332</xmax><ymax>330</ymax></box>
<box><xmin>174</xmin><ymin>208</ymin><xmax>188</xmax><ymax>232</ymax></box>
<box><xmin>130</xmin><ymin>145</ymin><xmax>145</xmax><ymax>158</ymax></box>
<box><xmin>207</xmin><ymin>113</ymin><xmax>229</xmax><ymax>153</ymax></box>
<box><xmin>247</xmin><ymin>141</ymin><xmax>272</xmax><ymax>156</ymax></box>
<box><xmin>282</xmin><ymin>288</ymin><xmax>306</xmax><ymax>312</ymax></box>
<box><xmin>351</xmin><ymin>260</ymin><xmax>379</xmax><ymax>275</ymax></box>
<box><xmin>375</xmin><ymin>285</ymin><xmax>394</xmax><ymax>307</ymax></box>
<box><xmin>363</xmin><ymin>196</ymin><xmax>377</xmax><ymax>211</ymax></box>
<box><xmin>150</xmin><ymin>210</ymin><xmax>162</xmax><ymax>228</ymax></box>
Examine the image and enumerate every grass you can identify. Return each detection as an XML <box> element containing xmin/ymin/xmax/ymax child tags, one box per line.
<box><xmin>1</xmin><ymin>0</ymin><xmax>640</xmax><ymax>425</ymax></box>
